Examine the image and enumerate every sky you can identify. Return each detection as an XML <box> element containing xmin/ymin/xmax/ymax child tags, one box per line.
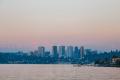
<box><xmin>0</xmin><ymin>0</ymin><xmax>120</xmax><ymax>52</ymax></box>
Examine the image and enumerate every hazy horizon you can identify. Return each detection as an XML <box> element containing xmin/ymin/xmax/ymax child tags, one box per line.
<box><xmin>0</xmin><ymin>0</ymin><xmax>120</xmax><ymax>52</ymax></box>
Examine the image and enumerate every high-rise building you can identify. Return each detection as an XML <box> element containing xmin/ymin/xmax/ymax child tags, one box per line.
<box><xmin>38</xmin><ymin>46</ymin><xmax>45</xmax><ymax>57</ymax></box>
<box><xmin>80</xmin><ymin>46</ymin><xmax>85</xmax><ymax>59</ymax></box>
<box><xmin>52</xmin><ymin>46</ymin><xmax>58</xmax><ymax>58</ymax></box>
<box><xmin>59</xmin><ymin>46</ymin><xmax>65</xmax><ymax>58</ymax></box>
<box><xmin>74</xmin><ymin>46</ymin><xmax>80</xmax><ymax>59</ymax></box>
<box><xmin>66</xmin><ymin>46</ymin><xmax>74</xmax><ymax>58</ymax></box>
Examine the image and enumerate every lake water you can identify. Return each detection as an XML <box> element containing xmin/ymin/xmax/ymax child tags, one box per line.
<box><xmin>0</xmin><ymin>64</ymin><xmax>120</xmax><ymax>80</ymax></box>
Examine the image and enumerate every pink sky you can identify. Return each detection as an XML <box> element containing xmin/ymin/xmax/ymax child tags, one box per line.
<box><xmin>0</xmin><ymin>0</ymin><xmax>120</xmax><ymax>52</ymax></box>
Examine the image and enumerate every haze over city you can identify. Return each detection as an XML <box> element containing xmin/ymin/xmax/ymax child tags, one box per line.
<box><xmin>0</xmin><ymin>0</ymin><xmax>120</xmax><ymax>52</ymax></box>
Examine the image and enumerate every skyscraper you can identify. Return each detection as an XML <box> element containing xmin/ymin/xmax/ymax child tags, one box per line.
<box><xmin>59</xmin><ymin>46</ymin><xmax>65</xmax><ymax>58</ymax></box>
<box><xmin>74</xmin><ymin>46</ymin><xmax>80</xmax><ymax>59</ymax></box>
<box><xmin>80</xmin><ymin>46</ymin><xmax>85</xmax><ymax>59</ymax></box>
<box><xmin>52</xmin><ymin>46</ymin><xmax>58</xmax><ymax>58</ymax></box>
<box><xmin>66</xmin><ymin>46</ymin><xmax>74</xmax><ymax>58</ymax></box>
<box><xmin>38</xmin><ymin>46</ymin><xmax>45</xmax><ymax>57</ymax></box>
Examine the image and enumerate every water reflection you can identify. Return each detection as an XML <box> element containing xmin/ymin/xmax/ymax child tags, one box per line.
<box><xmin>0</xmin><ymin>64</ymin><xmax>120</xmax><ymax>80</ymax></box>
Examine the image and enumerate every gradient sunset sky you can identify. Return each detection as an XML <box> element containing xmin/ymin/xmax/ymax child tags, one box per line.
<box><xmin>0</xmin><ymin>0</ymin><xmax>120</xmax><ymax>52</ymax></box>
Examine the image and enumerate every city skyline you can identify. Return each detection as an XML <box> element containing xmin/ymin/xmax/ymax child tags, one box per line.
<box><xmin>0</xmin><ymin>0</ymin><xmax>120</xmax><ymax>52</ymax></box>
<box><xmin>0</xmin><ymin>45</ymin><xmax>119</xmax><ymax>65</ymax></box>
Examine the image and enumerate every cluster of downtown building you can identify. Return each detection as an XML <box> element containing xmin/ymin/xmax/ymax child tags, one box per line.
<box><xmin>31</xmin><ymin>46</ymin><xmax>85</xmax><ymax>60</ymax></box>
<box><xmin>0</xmin><ymin>45</ymin><xmax>120</xmax><ymax>64</ymax></box>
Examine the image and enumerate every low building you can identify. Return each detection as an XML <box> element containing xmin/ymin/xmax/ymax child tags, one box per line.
<box><xmin>112</xmin><ymin>56</ymin><xmax>120</xmax><ymax>64</ymax></box>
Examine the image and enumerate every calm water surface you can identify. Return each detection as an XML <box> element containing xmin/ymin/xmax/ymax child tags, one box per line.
<box><xmin>0</xmin><ymin>64</ymin><xmax>120</xmax><ymax>80</ymax></box>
